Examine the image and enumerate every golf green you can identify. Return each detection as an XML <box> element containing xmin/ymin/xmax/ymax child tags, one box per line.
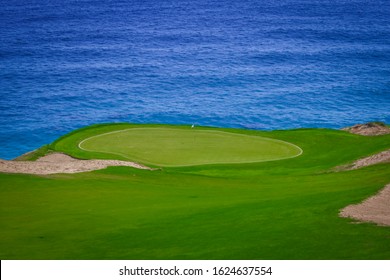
<box><xmin>78</xmin><ymin>127</ymin><xmax>302</xmax><ymax>166</ymax></box>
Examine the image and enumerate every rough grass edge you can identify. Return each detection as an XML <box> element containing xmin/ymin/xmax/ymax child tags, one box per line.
<box><xmin>13</xmin><ymin>145</ymin><xmax>52</xmax><ymax>161</ymax></box>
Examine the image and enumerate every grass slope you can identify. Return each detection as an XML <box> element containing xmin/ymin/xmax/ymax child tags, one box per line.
<box><xmin>1</xmin><ymin>124</ymin><xmax>390</xmax><ymax>259</ymax></box>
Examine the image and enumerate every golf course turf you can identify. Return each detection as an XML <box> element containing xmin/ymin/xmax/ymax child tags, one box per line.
<box><xmin>78</xmin><ymin>127</ymin><xmax>302</xmax><ymax>166</ymax></box>
<box><xmin>1</xmin><ymin>123</ymin><xmax>390</xmax><ymax>259</ymax></box>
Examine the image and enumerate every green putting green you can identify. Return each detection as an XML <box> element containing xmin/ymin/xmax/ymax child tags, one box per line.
<box><xmin>78</xmin><ymin>127</ymin><xmax>302</xmax><ymax>166</ymax></box>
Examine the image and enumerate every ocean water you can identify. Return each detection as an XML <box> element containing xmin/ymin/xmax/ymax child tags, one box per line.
<box><xmin>0</xmin><ymin>0</ymin><xmax>389</xmax><ymax>159</ymax></box>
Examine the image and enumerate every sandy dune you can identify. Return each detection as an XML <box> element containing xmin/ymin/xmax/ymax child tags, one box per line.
<box><xmin>342</xmin><ymin>122</ymin><xmax>390</xmax><ymax>136</ymax></box>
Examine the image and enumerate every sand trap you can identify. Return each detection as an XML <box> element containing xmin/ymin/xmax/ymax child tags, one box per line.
<box><xmin>350</xmin><ymin>149</ymin><xmax>390</xmax><ymax>169</ymax></box>
<box><xmin>337</xmin><ymin>149</ymin><xmax>390</xmax><ymax>226</ymax></box>
<box><xmin>340</xmin><ymin>184</ymin><xmax>390</xmax><ymax>226</ymax></box>
<box><xmin>335</xmin><ymin>149</ymin><xmax>390</xmax><ymax>171</ymax></box>
<box><xmin>0</xmin><ymin>153</ymin><xmax>153</xmax><ymax>175</ymax></box>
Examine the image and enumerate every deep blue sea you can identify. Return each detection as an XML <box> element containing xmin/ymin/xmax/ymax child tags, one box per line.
<box><xmin>1</xmin><ymin>0</ymin><xmax>389</xmax><ymax>159</ymax></box>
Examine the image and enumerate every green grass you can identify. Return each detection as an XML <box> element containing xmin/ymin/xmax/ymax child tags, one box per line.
<box><xmin>13</xmin><ymin>145</ymin><xmax>52</xmax><ymax>161</ymax></box>
<box><xmin>1</xmin><ymin>123</ymin><xmax>390</xmax><ymax>260</ymax></box>
<box><xmin>78</xmin><ymin>127</ymin><xmax>302</xmax><ymax>166</ymax></box>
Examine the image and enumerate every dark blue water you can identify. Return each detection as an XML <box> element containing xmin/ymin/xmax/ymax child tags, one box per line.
<box><xmin>1</xmin><ymin>0</ymin><xmax>389</xmax><ymax>159</ymax></box>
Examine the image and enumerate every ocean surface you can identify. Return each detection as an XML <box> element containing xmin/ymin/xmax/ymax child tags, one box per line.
<box><xmin>0</xmin><ymin>0</ymin><xmax>389</xmax><ymax>159</ymax></box>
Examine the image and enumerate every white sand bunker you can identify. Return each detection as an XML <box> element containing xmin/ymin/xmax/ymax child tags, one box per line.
<box><xmin>340</xmin><ymin>184</ymin><xmax>390</xmax><ymax>226</ymax></box>
<box><xmin>0</xmin><ymin>153</ymin><xmax>153</xmax><ymax>175</ymax></box>
<box><xmin>335</xmin><ymin>149</ymin><xmax>390</xmax><ymax>171</ymax></box>
<box><xmin>337</xmin><ymin>149</ymin><xmax>390</xmax><ymax>226</ymax></box>
<box><xmin>351</xmin><ymin>149</ymin><xmax>390</xmax><ymax>169</ymax></box>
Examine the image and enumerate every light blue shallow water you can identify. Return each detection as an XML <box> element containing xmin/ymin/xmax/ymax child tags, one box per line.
<box><xmin>0</xmin><ymin>0</ymin><xmax>389</xmax><ymax>159</ymax></box>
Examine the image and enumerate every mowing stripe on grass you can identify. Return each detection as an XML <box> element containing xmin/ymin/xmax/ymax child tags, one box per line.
<box><xmin>78</xmin><ymin>127</ymin><xmax>303</xmax><ymax>167</ymax></box>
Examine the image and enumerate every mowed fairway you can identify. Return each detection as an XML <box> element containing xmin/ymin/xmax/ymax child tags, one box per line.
<box><xmin>78</xmin><ymin>128</ymin><xmax>302</xmax><ymax>166</ymax></box>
